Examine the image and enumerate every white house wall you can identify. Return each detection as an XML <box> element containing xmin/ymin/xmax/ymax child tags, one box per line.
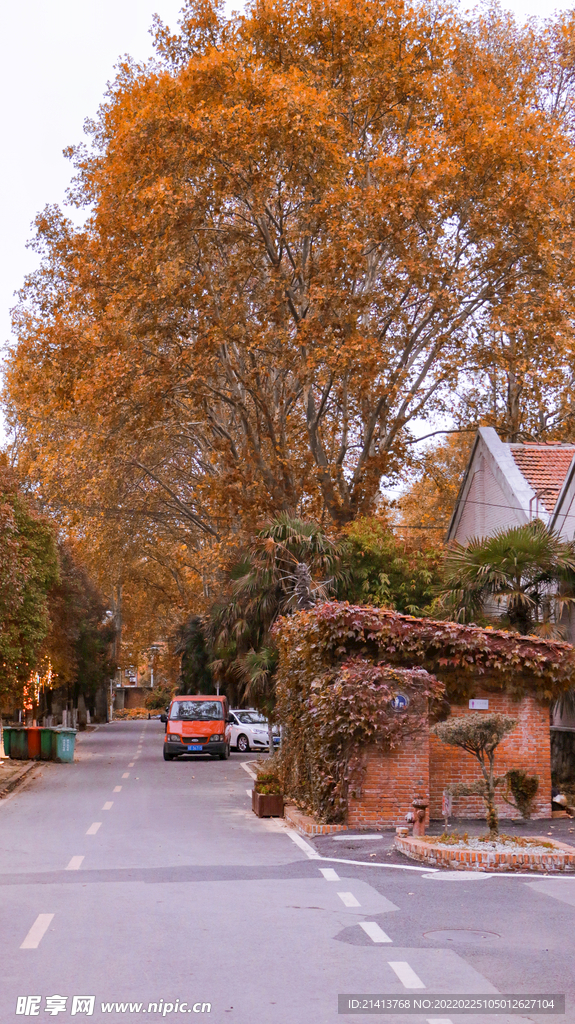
<box><xmin>452</xmin><ymin>454</ymin><xmax>525</xmax><ymax>545</ymax></box>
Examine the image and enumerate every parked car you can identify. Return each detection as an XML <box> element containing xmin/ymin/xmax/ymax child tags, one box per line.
<box><xmin>228</xmin><ymin>709</ymin><xmax>280</xmax><ymax>753</ymax></box>
<box><xmin>161</xmin><ymin>695</ymin><xmax>231</xmax><ymax>761</ymax></box>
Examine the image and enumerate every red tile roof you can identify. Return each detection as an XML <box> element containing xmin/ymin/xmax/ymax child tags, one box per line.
<box><xmin>510</xmin><ymin>444</ymin><xmax>575</xmax><ymax>511</ymax></box>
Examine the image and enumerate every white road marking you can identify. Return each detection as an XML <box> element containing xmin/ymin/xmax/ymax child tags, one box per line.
<box><xmin>102</xmin><ymin>802</ymin><xmax>113</xmax><ymax>810</ymax></box>
<box><xmin>359</xmin><ymin>921</ymin><xmax>392</xmax><ymax>943</ymax></box>
<box><xmin>113</xmin><ymin>786</ymin><xmax>122</xmax><ymax>793</ymax></box>
<box><xmin>320</xmin><ymin>868</ymin><xmax>340</xmax><ymax>881</ymax></box>
<box><xmin>20</xmin><ymin>914</ymin><xmax>54</xmax><ymax>949</ymax></box>
<box><xmin>286</xmin><ymin>829</ymin><xmax>320</xmax><ymax>859</ymax></box>
<box><xmin>422</xmin><ymin>871</ymin><xmax>492</xmax><ymax>881</ymax></box>
<box><xmin>65</xmin><ymin>856</ymin><xmax>84</xmax><ymax>871</ymax></box>
<box><xmin>338</xmin><ymin>891</ymin><xmax>361</xmax><ymax>907</ymax></box>
<box><xmin>122</xmin><ymin>773</ymin><xmax>129</xmax><ymax>778</ymax></box>
<box><xmin>427</xmin><ymin>1019</ymin><xmax>453</xmax><ymax>1023</ymax></box>
<box><xmin>388</xmin><ymin>961</ymin><xmax>425</xmax><ymax>988</ymax></box>
<box><xmin>86</xmin><ymin>822</ymin><xmax>101</xmax><ymax>835</ymax></box>
<box><xmin>240</xmin><ymin>761</ymin><xmax>257</xmax><ymax>780</ymax></box>
<box><xmin>332</xmin><ymin>834</ymin><xmax>384</xmax><ymax>841</ymax></box>
<box><xmin>246</xmin><ymin>789</ymin><xmax>252</xmax><ymax>797</ymax></box>
<box><xmin>128</xmin><ymin>762</ymin><xmax>135</xmax><ymax>767</ymax></box>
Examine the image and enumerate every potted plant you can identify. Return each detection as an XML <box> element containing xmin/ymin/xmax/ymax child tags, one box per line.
<box><xmin>252</xmin><ymin>765</ymin><xmax>284</xmax><ymax>818</ymax></box>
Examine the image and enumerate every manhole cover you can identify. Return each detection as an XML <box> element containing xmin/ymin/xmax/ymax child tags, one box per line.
<box><xmin>424</xmin><ymin>929</ymin><xmax>500</xmax><ymax>943</ymax></box>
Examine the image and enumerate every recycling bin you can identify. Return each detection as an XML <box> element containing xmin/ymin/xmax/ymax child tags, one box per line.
<box><xmin>9</xmin><ymin>728</ymin><xmax>28</xmax><ymax>759</ymax></box>
<box><xmin>27</xmin><ymin>726</ymin><xmax>41</xmax><ymax>759</ymax></box>
<box><xmin>50</xmin><ymin>727</ymin><xmax>77</xmax><ymax>763</ymax></box>
<box><xmin>2</xmin><ymin>727</ymin><xmax>12</xmax><ymax>757</ymax></box>
<box><xmin>40</xmin><ymin>728</ymin><xmax>54</xmax><ymax>760</ymax></box>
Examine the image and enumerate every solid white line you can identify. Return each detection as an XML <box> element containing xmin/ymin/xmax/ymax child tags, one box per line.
<box><xmin>317</xmin><ymin>854</ymin><xmax>437</xmax><ymax>873</ymax></box>
<box><xmin>240</xmin><ymin>762</ymin><xmax>257</xmax><ymax>780</ymax></box>
<box><xmin>102</xmin><ymin>802</ymin><xmax>113</xmax><ymax>810</ymax></box>
<box><xmin>20</xmin><ymin>914</ymin><xmax>54</xmax><ymax>949</ymax></box>
<box><xmin>113</xmin><ymin>786</ymin><xmax>122</xmax><ymax>793</ymax></box>
<box><xmin>246</xmin><ymin>789</ymin><xmax>252</xmax><ymax>797</ymax></box>
<box><xmin>286</xmin><ymin>828</ymin><xmax>320</xmax><ymax>859</ymax></box>
<box><xmin>86</xmin><ymin>822</ymin><xmax>101</xmax><ymax>835</ymax></box>
<box><xmin>122</xmin><ymin>773</ymin><xmax>129</xmax><ymax>779</ymax></box>
<box><xmin>319</xmin><ymin>868</ymin><xmax>340</xmax><ymax>881</ymax></box>
<box><xmin>359</xmin><ymin>921</ymin><xmax>392</xmax><ymax>943</ymax></box>
<box><xmin>338</xmin><ymin>891</ymin><xmax>361</xmax><ymax>907</ymax></box>
<box><xmin>388</xmin><ymin>961</ymin><xmax>425</xmax><ymax>988</ymax></box>
<box><xmin>427</xmin><ymin>1019</ymin><xmax>454</xmax><ymax>1023</ymax></box>
<box><xmin>65</xmin><ymin>856</ymin><xmax>84</xmax><ymax>871</ymax></box>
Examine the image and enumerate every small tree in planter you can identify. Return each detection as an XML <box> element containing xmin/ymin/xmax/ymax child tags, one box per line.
<box><xmin>431</xmin><ymin>713</ymin><xmax>517</xmax><ymax>837</ymax></box>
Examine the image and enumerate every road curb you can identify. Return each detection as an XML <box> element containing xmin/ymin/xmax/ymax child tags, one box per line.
<box><xmin>0</xmin><ymin>761</ymin><xmax>39</xmax><ymax>799</ymax></box>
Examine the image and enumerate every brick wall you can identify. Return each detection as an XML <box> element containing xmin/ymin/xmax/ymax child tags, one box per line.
<box><xmin>429</xmin><ymin>691</ymin><xmax>551</xmax><ymax>820</ymax></box>
<box><xmin>343</xmin><ymin>690</ymin><xmax>551</xmax><ymax>826</ymax></box>
<box><xmin>347</xmin><ymin>728</ymin><xmax>429</xmax><ymax>828</ymax></box>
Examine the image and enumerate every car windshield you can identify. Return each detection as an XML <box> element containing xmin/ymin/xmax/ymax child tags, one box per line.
<box><xmin>235</xmin><ymin>712</ymin><xmax>267</xmax><ymax>724</ymax></box>
<box><xmin>170</xmin><ymin>700</ymin><xmax>224</xmax><ymax>721</ymax></box>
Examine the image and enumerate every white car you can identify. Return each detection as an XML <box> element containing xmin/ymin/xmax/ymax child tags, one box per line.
<box><xmin>228</xmin><ymin>709</ymin><xmax>280</xmax><ymax>753</ymax></box>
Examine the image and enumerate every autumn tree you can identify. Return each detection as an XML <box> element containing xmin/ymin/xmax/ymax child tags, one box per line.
<box><xmin>5</xmin><ymin>0</ymin><xmax>575</xmax><ymax>568</ymax></box>
<box><xmin>0</xmin><ymin>462</ymin><xmax>59</xmax><ymax>702</ymax></box>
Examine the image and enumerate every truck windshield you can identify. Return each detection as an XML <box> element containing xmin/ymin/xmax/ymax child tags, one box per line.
<box><xmin>170</xmin><ymin>701</ymin><xmax>224</xmax><ymax>721</ymax></box>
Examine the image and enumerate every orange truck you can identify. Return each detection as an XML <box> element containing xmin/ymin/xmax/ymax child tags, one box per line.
<box><xmin>162</xmin><ymin>695</ymin><xmax>231</xmax><ymax>761</ymax></box>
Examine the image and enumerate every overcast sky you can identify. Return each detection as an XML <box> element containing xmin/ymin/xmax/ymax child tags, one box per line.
<box><xmin>1</xmin><ymin>0</ymin><xmax>574</xmax><ymax>443</ymax></box>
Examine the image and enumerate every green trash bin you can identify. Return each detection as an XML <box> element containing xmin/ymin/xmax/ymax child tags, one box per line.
<box><xmin>51</xmin><ymin>727</ymin><xmax>77</xmax><ymax>763</ymax></box>
<box><xmin>40</xmin><ymin>728</ymin><xmax>53</xmax><ymax>761</ymax></box>
<box><xmin>10</xmin><ymin>727</ymin><xmax>29</xmax><ymax>759</ymax></box>
<box><xmin>2</xmin><ymin>726</ymin><xmax>13</xmax><ymax>758</ymax></box>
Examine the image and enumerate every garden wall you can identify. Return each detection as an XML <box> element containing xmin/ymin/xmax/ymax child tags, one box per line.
<box><xmin>429</xmin><ymin>691</ymin><xmax>551</xmax><ymax>820</ymax></box>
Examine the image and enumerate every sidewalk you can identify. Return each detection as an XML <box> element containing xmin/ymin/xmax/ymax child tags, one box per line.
<box><xmin>0</xmin><ymin>758</ymin><xmax>39</xmax><ymax>798</ymax></box>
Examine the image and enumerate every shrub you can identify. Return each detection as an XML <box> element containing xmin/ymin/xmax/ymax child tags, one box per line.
<box><xmin>504</xmin><ymin>769</ymin><xmax>539</xmax><ymax>819</ymax></box>
<box><xmin>144</xmin><ymin>684</ymin><xmax>175</xmax><ymax>711</ymax></box>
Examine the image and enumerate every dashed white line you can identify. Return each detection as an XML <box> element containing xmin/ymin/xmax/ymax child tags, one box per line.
<box><xmin>338</xmin><ymin>891</ymin><xmax>361</xmax><ymax>907</ymax></box>
<box><xmin>20</xmin><ymin>914</ymin><xmax>54</xmax><ymax>949</ymax></box>
<box><xmin>102</xmin><ymin>802</ymin><xmax>113</xmax><ymax>810</ymax></box>
<box><xmin>86</xmin><ymin>822</ymin><xmax>101</xmax><ymax>835</ymax></box>
<box><xmin>65</xmin><ymin>856</ymin><xmax>84</xmax><ymax>871</ymax></box>
<box><xmin>113</xmin><ymin>786</ymin><xmax>122</xmax><ymax>793</ymax></box>
<box><xmin>359</xmin><ymin>921</ymin><xmax>392</xmax><ymax>943</ymax></box>
<box><xmin>319</xmin><ymin>868</ymin><xmax>340</xmax><ymax>881</ymax></box>
<box><xmin>332</xmin><ymin>834</ymin><xmax>384</xmax><ymax>841</ymax></box>
<box><xmin>388</xmin><ymin>961</ymin><xmax>425</xmax><ymax>988</ymax></box>
<box><xmin>128</xmin><ymin>762</ymin><xmax>135</xmax><ymax>767</ymax></box>
<box><xmin>122</xmin><ymin>773</ymin><xmax>130</xmax><ymax>779</ymax></box>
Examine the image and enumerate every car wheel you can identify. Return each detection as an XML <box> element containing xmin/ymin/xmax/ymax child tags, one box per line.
<box><xmin>219</xmin><ymin>743</ymin><xmax>230</xmax><ymax>761</ymax></box>
<box><xmin>237</xmin><ymin>734</ymin><xmax>250</xmax><ymax>753</ymax></box>
<box><xmin>163</xmin><ymin>748</ymin><xmax>175</xmax><ymax>761</ymax></box>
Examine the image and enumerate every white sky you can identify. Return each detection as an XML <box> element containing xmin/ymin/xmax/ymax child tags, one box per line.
<box><xmin>1</xmin><ymin>0</ymin><xmax>574</xmax><ymax>443</ymax></box>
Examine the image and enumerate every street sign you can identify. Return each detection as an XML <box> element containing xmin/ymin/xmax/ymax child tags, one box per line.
<box><xmin>390</xmin><ymin>693</ymin><xmax>410</xmax><ymax>712</ymax></box>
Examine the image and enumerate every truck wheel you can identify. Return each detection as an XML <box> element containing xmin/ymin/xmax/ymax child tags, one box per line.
<box><xmin>163</xmin><ymin>748</ymin><xmax>174</xmax><ymax>761</ymax></box>
<box><xmin>219</xmin><ymin>744</ymin><xmax>230</xmax><ymax>761</ymax></box>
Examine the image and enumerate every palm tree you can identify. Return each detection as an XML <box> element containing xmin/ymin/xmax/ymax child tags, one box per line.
<box><xmin>439</xmin><ymin>519</ymin><xmax>575</xmax><ymax>637</ymax></box>
<box><xmin>209</xmin><ymin>514</ymin><xmax>344</xmax><ymax>747</ymax></box>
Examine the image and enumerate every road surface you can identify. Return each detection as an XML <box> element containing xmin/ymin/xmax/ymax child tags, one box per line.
<box><xmin>1</xmin><ymin>721</ymin><xmax>573</xmax><ymax>1024</ymax></box>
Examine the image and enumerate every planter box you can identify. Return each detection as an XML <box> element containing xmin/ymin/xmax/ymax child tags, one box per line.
<box><xmin>252</xmin><ymin>789</ymin><xmax>284</xmax><ymax>818</ymax></box>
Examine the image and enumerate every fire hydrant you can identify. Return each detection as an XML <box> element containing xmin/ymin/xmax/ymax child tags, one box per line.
<box><xmin>411</xmin><ymin>798</ymin><xmax>428</xmax><ymax>837</ymax></box>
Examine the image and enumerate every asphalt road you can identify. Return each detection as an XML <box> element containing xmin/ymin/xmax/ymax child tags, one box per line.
<box><xmin>1</xmin><ymin>721</ymin><xmax>574</xmax><ymax>1024</ymax></box>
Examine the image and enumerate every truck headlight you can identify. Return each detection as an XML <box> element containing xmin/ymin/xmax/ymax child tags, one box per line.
<box><xmin>209</xmin><ymin>734</ymin><xmax>223</xmax><ymax>742</ymax></box>
<box><xmin>167</xmin><ymin>733</ymin><xmax>181</xmax><ymax>741</ymax></box>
